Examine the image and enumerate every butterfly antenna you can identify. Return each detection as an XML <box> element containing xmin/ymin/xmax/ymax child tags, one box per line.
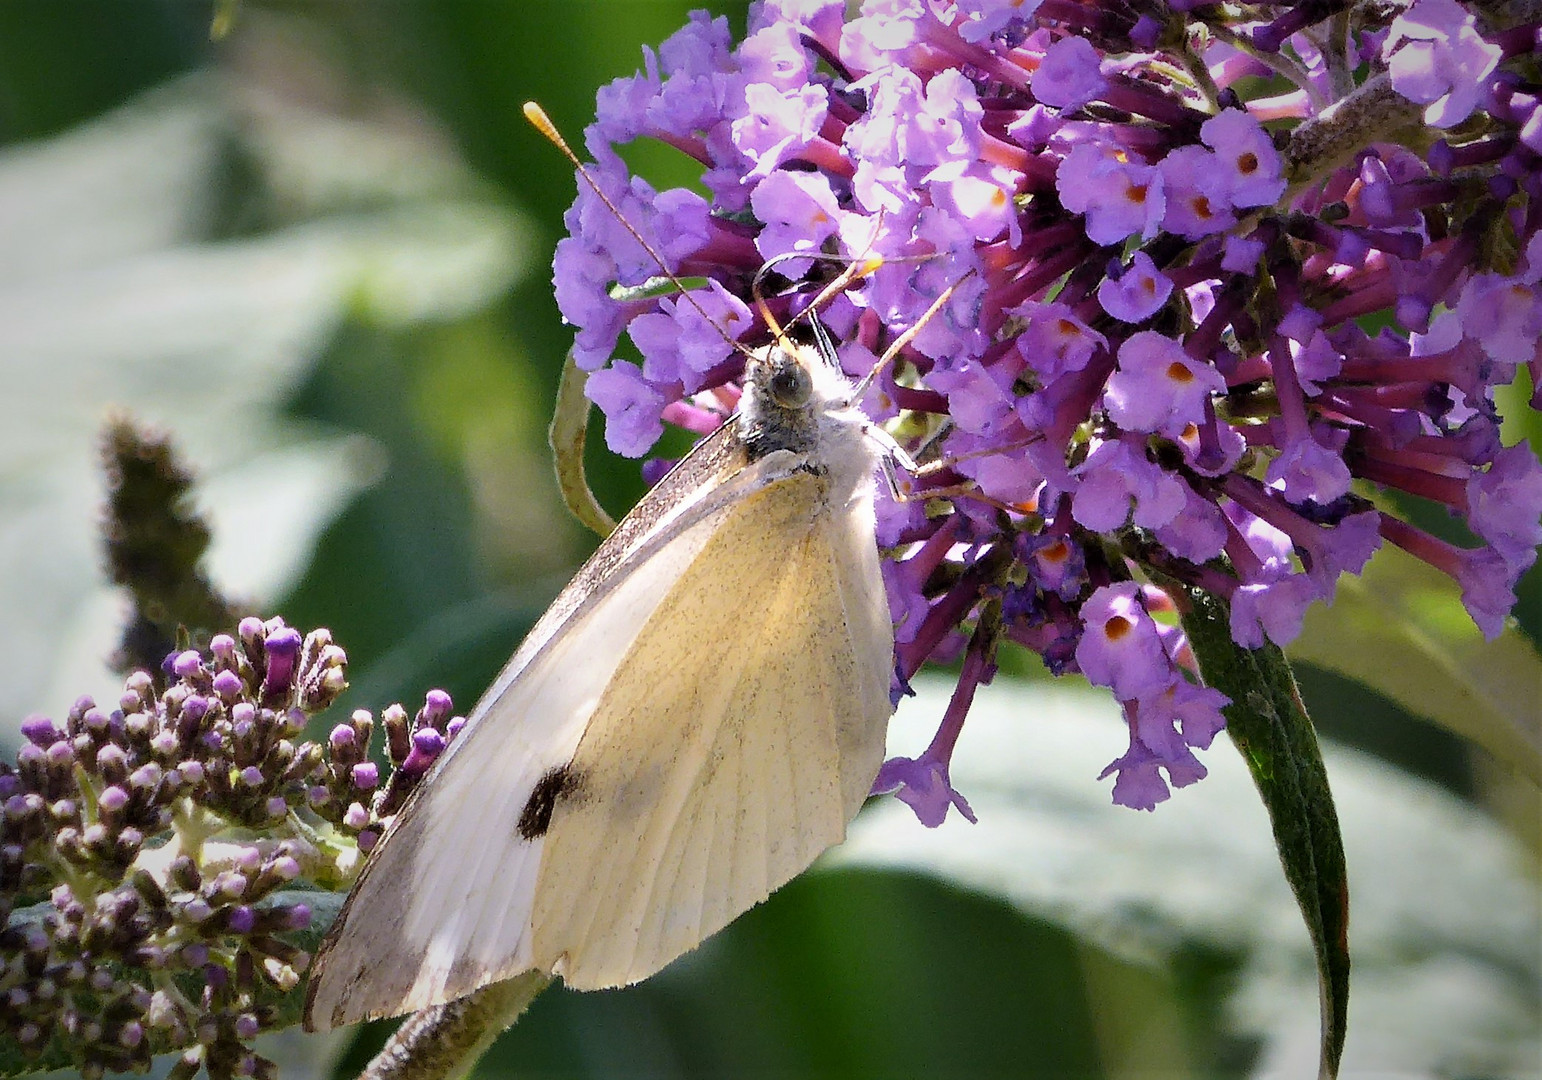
<box><xmin>749</xmin><ymin>253</ymin><xmax>886</xmax><ymax>353</ymax></box>
<box><xmin>524</xmin><ymin>102</ymin><xmax>755</xmax><ymax>360</ymax></box>
<box><xmin>850</xmin><ymin>270</ymin><xmax>977</xmax><ymax>402</ymax></box>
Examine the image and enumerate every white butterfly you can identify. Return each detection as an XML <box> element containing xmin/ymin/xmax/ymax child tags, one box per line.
<box><xmin>303</xmin><ymin>335</ymin><xmax>895</xmax><ymax>1028</ymax></box>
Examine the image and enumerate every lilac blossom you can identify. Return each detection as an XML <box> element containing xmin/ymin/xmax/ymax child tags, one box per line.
<box><xmin>552</xmin><ymin>0</ymin><xmax>1542</xmax><ymax>817</ymax></box>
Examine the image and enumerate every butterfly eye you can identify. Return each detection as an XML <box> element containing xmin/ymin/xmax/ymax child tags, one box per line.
<box><xmin>768</xmin><ymin>356</ymin><xmax>813</xmax><ymax>409</ymax></box>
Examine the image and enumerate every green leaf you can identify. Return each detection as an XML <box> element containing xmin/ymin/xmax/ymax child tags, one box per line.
<box><xmin>1290</xmin><ymin>543</ymin><xmax>1542</xmax><ymax>783</ymax></box>
<box><xmin>608</xmin><ymin>275</ymin><xmax>711</xmax><ymax>303</ymax></box>
<box><xmin>1181</xmin><ymin>588</ymin><xmax>1349</xmax><ymax>1080</ymax></box>
<box><xmin>548</xmin><ymin>351</ymin><xmax>617</xmax><ymax>539</ymax></box>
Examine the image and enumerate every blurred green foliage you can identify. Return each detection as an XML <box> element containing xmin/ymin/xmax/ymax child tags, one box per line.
<box><xmin>2</xmin><ymin>2</ymin><xmax>1536</xmax><ymax>1078</ymax></box>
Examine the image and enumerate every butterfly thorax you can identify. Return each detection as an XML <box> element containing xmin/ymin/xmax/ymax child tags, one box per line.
<box><xmin>737</xmin><ymin>342</ymin><xmax>881</xmax><ymax>504</ymax></box>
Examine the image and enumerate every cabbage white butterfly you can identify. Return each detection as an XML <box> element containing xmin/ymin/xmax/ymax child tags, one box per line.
<box><xmin>303</xmin><ymin>108</ymin><xmax>941</xmax><ymax>1030</ymax></box>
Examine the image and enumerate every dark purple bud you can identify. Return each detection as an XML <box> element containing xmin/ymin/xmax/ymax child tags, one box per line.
<box><xmin>328</xmin><ymin>724</ymin><xmax>356</xmax><ymax>752</ymax></box>
<box><xmin>50</xmin><ymin>798</ymin><xmax>77</xmax><ymax>820</ymax></box>
<box><xmin>350</xmin><ymin>762</ymin><xmax>379</xmax><ymax>790</ymax></box>
<box><xmin>16</xmin><ymin>1023</ymin><xmax>40</xmax><ymax>1044</ymax></box>
<box><xmin>239</xmin><ymin>766</ymin><xmax>264</xmax><ymax>787</ymax></box>
<box><xmin>150</xmin><ymin>730</ymin><xmax>180</xmax><ymax>756</ymax></box>
<box><xmin>212</xmin><ymin>669</ymin><xmax>243</xmax><ymax>700</ymax></box>
<box><xmin>401</xmin><ymin>728</ymin><xmax>446</xmax><ymax>776</ymax></box>
<box><xmin>226</xmin><ymin>905</ymin><xmax>256</xmax><ymax>934</ymax></box>
<box><xmin>172</xmin><ymin>651</ymin><xmax>203</xmax><ymax>680</ymax></box>
<box><xmin>445</xmin><ymin>715</ymin><xmax>466</xmax><ymax>741</ymax></box>
<box><xmin>179</xmin><ymin>943</ymin><xmax>211</xmax><ymax>971</ymax></box>
<box><xmin>210</xmin><ymin>633</ymin><xmax>237</xmax><ymax>661</ymax></box>
<box><xmin>118</xmin><ymin>690</ymin><xmax>143</xmax><ymax>714</ymax></box>
<box><xmin>118</xmin><ymin>1021</ymin><xmax>144</xmax><ymax>1048</ymax></box>
<box><xmin>180</xmin><ymin>899</ymin><xmax>212</xmax><ymax>924</ymax></box>
<box><xmin>307</xmin><ymin>786</ymin><xmax>330</xmax><ymax>807</ymax></box>
<box><xmin>200</xmin><ymin>730</ymin><xmax>223</xmax><ymax>752</ymax></box>
<box><xmin>99</xmin><ymin>786</ymin><xmax>130</xmax><ymax>813</ymax></box>
<box><xmin>280</xmin><ymin>708</ymin><xmax>307</xmax><ymax>736</ymax></box>
<box><xmin>264</xmin><ymin>796</ymin><xmax>288</xmax><ymax>818</ymax></box>
<box><xmin>214</xmin><ymin>871</ymin><xmax>247</xmax><ymax>898</ymax></box>
<box><xmin>180</xmin><ymin>695</ymin><xmax>210</xmax><ymax>723</ymax></box>
<box><xmin>284</xmin><ymin>903</ymin><xmax>312</xmax><ymax>930</ymax></box>
<box><xmin>119</xmin><ymin>827</ymin><xmax>143</xmax><ymax>851</ymax></box>
<box><xmin>0</xmin><ymin>774</ymin><xmax>18</xmax><ymax>800</ymax></box>
<box><xmin>232</xmin><ymin>701</ymin><xmax>256</xmax><ymax>725</ymax></box>
<box><xmin>20</xmin><ymin>715</ymin><xmax>59</xmax><ymax>746</ymax></box>
<box><xmin>178</xmin><ymin>760</ymin><xmax>205</xmax><ymax>785</ymax></box>
<box><xmin>83</xmin><ymin>707</ymin><xmax>110</xmax><ymax>733</ymax></box>
<box><xmin>235</xmin><ymin>1013</ymin><xmax>261</xmax><ymax>1039</ymax></box>
<box><xmin>261</xmin><ymin>628</ymin><xmax>303</xmax><ymax>699</ymax></box>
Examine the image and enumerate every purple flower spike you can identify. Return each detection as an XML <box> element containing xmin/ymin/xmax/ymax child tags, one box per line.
<box><xmin>545</xmin><ymin>0</ymin><xmax>1539</xmax><ymax>820</ymax></box>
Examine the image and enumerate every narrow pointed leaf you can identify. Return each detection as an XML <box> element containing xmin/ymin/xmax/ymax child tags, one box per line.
<box><xmin>548</xmin><ymin>350</ymin><xmax>617</xmax><ymax>539</ymax></box>
<box><xmin>1180</xmin><ymin>588</ymin><xmax>1350</xmax><ymax>1080</ymax></box>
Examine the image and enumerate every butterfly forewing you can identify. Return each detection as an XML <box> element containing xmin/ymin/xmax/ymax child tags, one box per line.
<box><xmin>304</xmin><ymin>410</ymin><xmax>893</xmax><ymax>1028</ymax></box>
<box><xmin>529</xmin><ymin>471</ymin><xmax>891</xmax><ymax>988</ymax></box>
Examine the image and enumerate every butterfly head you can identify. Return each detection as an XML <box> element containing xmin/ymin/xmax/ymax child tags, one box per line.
<box><xmin>739</xmin><ymin>339</ymin><xmax>862</xmax><ymax>461</ymax></box>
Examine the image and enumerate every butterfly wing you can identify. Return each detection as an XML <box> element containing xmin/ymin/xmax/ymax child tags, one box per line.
<box><xmin>528</xmin><ymin>468</ymin><xmax>891</xmax><ymax>988</ymax></box>
<box><xmin>304</xmin><ymin>429</ymin><xmax>892</xmax><ymax>1028</ymax></box>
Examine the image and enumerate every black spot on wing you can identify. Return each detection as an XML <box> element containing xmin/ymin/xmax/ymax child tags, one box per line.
<box><xmin>517</xmin><ymin>765</ymin><xmax>581</xmax><ymax>840</ymax></box>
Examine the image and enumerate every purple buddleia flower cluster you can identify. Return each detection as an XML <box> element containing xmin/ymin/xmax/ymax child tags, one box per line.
<box><xmin>554</xmin><ymin>0</ymin><xmax>1542</xmax><ymax>814</ymax></box>
<box><xmin>0</xmin><ymin>619</ymin><xmax>461</xmax><ymax>1079</ymax></box>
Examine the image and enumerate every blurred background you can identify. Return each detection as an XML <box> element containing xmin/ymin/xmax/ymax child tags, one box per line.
<box><xmin>1</xmin><ymin>3</ymin><xmax>1537</xmax><ymax>1077</ymax></box>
